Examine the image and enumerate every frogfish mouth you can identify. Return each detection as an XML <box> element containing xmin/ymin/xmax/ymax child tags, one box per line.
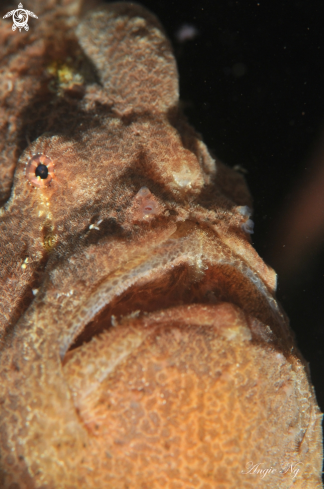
<box><xmin>0</xmin><ymin>2</ymin><xmax>322</xmax><ymax>488</ymax></box>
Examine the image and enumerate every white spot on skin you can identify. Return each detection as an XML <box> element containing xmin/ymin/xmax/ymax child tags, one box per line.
<box><xmin>20</xmin><ymin>258</ymin><xmax>29</xmax><ymax>269</ymax></box>
<box><xmin>237</xmin><ymin>205</ymin><xmax>252</xmax><ymax>217</ymax></box>
<box><xmin>89</xmin><ymin>218</ymin><xmax>103</xmax><ymax>231</ymax></box>
<box><xmin>172</xmin><ymin>170</ymin><xmax>192</xmax><ymax>189</ymax></box>
<box><xmin>56</xmin><ymin>290</ymin><xmax>74</xmax><ymax>299</ymax></box>
<box><xmin>32</xmin><ymin>289</ymin><xmax>39</xmax><ymax>296</ymax></box>
<box><xmin>237</xmin><ymin>206</ymin><xmax>254</xmax><ymax>234</ymax></box>
<box><xmin>137</xmin><ymin>187</ymin><xmax>150</xmax><ymax>198</ymax></box>
<box><xmin>242</xmin><ymin>219</ymin><xmax>254</xmax><ymax>234</ymax></box>
<box><xmin>276</xmin><ymin>353</ymin><xmax>285</xmax><ymax>364</ymax></box>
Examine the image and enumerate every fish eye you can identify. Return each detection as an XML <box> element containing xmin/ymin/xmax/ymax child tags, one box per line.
<box><xmin>26</xmin><ymin>154</ymin><xmax>55</xmax><ymax>187</ymax></box>
<box><xmin>35</xmin><ymin>164</ymin><xmax>48</xmax><ymax>179</ymax></box>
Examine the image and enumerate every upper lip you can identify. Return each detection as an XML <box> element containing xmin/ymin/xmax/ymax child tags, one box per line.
<box><xmin>51</xmin><ymin>223</ymin><xmax>287</xmax><ymax>359</ymax></box>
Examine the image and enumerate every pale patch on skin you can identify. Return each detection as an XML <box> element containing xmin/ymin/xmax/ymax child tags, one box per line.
<box><xmin>89</xmin><ymin>218</ymin><xmax>103</xmax><ymax>230</ymax></box>
<box><xmin>127</xmin><ymin>186</ymin><xmax>166</xmax><ymax>222</ymax></box>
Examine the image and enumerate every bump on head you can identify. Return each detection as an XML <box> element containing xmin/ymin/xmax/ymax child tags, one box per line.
<box><xmin>128</xmin><ymin>187</ymin><xmax>165</xmax><ymax>223</ymax></box>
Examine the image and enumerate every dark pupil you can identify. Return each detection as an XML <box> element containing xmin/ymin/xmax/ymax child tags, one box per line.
<box><xmin>35</xmin><ymin>164</ymin><xmax>48</xmax><ymax>179</ymax></box>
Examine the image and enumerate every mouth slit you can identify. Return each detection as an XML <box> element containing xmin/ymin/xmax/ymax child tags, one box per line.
<box><xmin>68</xmin><ymin>262</ymin><xmax>279</xmax><ymax>352</ymax></box>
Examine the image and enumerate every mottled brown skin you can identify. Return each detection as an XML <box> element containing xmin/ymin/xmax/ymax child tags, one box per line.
<box><xmin>0</xmin><ymin>1</ymin><xmax>322</xmax><ymax>488</ymax></box>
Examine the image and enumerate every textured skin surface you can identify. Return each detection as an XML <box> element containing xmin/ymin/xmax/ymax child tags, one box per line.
<box><xmin>0</xmin><ymin>0</ymin><xmax>84</xmax><ymax>207</ymax></box>
<box><xmin>62</xmin><ymin>304</ymin><xmax>321</xmax><ymax>489</ymax></box>
<box><xmin>0</xmin><ymin>1</ymin><xmax>322</xmax><ymax>488</ymax></box>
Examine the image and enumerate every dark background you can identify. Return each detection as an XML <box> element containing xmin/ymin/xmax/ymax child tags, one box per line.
<box><xmin>107</xmin><ymin>0</ymin><xmax>324</xmax><ymax>434</ymax></box>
